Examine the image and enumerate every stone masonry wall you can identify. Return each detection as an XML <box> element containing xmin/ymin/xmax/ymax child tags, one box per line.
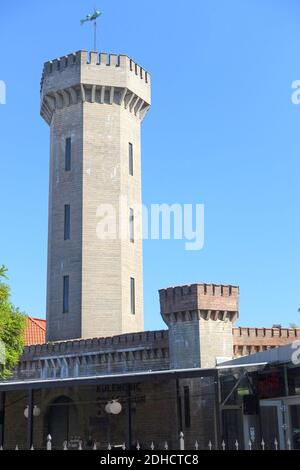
<box><xmin>41</xmin><ymin>50</ymin><xmax>151</xmax><ymax>341</ymax></box>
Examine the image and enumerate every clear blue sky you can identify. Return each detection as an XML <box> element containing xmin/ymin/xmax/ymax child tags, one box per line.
<box><xmin>1</xmin><ymin>0</ymin><xmax>300</xmax><ymax>330</ymax></box>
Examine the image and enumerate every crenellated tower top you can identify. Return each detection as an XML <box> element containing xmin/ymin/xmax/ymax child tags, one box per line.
<box><xmin>40</xmin><ymin>50</ymin><xmax>151</xmax><ymax>125</ymax></box>
<box><xmin>159</xmin><ymin>283</ymin><xmax>239</xmax><ymax>325</ymax></box>
<box><xmin>159</xmin><ymin>283</ymin><xmax>239</xmax><ymax>368</ymax></box>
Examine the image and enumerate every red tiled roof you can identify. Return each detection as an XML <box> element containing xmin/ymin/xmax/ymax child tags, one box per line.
<box><xmin>25</xmin><ymin>317</ymin><xmax>46</xmax><ymax>346</ymax></box>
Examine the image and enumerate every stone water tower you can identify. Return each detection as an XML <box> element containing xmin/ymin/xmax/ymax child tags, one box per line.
<box><xmin>41</xmin><ymin>51</ymin><xmax>151</xmax><ymax>341</ymax></box>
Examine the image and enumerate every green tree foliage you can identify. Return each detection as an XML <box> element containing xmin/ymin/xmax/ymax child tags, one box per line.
<box><xmin>0</xmin><ymin>265</ymin><xmax>26</xmax><ymax>379</ymax></box>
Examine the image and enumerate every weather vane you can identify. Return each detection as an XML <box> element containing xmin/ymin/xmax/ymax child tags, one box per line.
<box><xmin>80</xmin><ymin>8</ymin><xmax>102</xmax><ymax>51</ymax></box>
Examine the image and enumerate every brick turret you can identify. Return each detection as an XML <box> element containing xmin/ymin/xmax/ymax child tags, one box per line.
<box><xmin>159</xmin><ymin>283</ymin><xmax>239</xmax><ymax>368</ymax></box>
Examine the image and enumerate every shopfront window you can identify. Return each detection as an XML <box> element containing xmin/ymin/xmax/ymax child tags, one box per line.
<box><xmin>287</xmin><ymin>366</ymin><xmax>300</xmax><ymax>396</ymax></box>
<box><xmin>257</xmin><ymin>367</ymin><xmax>286</xmax><ymax>399</ymax></box>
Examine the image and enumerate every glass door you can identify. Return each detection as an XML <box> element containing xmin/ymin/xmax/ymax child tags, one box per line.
<box><xmin>259</xmin><ymin>400</ymin><xmax>285</xmax><ymax>450</ymax></box>
<box><xmin>222</xmin><ymin>408</ymin><xmax>244</xmax><ymax>449</ymax></box>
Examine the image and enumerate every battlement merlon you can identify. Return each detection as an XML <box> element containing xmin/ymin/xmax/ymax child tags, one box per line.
<box><xmin>159</xmin><ymin>283</ymin><xmax>239</xmax><ymax>320</ymax></box>
<box><xmin>41</xmin><ymin>50</ymin><xmax>151</xmax><ymax>106</ymax></box>
<box><xmin>21</xmin><ymin>330</ymin><xmax>168</xmax><ymax>361</ymax></box>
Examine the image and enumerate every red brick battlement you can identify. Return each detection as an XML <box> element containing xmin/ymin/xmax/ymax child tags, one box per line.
<box><xmin>159</xmin><ymin>283</ymin><xmax>239</xmax><ymax>317</ymax></box>
<box><xmin>23</xmin><ymin>317</ymin><xmax>300</xmax><ymax>361</ymax></box>
<box><xmin>233</xmin><ymin>326</ymin><xmax>300</xmax><ymax>356</ymax></box>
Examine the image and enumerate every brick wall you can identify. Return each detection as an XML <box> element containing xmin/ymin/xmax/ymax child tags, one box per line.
<box><xmin>159</xmin><ymin>284</ymin><xmax>239</xmax><ymax>368</ymax></box>
<box><xmin>233</xmin><ymin>327</ymin><xmax>300</xmax><ymax>356</ymax></box>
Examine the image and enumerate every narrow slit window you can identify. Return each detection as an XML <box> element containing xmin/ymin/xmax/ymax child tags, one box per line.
<box><xmin>129</xmin><ymin>143</ymin><xmax>133</xmax><ymax>176</ymax></box>
<box><xmin>184</xmin><ymin>386</ymin><xmax>191</xmax><ymax>428</ymax></box>
<box><xmin>130</xmin><ymin>277</ymin><xmax>135</xmax><ymax>315</ymax></box>
<box><xmin>64</xmin><ymin>204</ymin><xmax>70</xmax><ymax>240</ymax></box>
<box><xmin>63</xmin><ymin>275</ymin><xmax>69</xmax><ymax>313</ymax></box>
<box><xmin>129</xmin><ymin>208</ymin><xmax>134</xmax><ymax>243</ymax></box>
<box><xmin>65</xmin><ymin>137</ymin><xmax>71</xmax><ymax>171</ymax></box>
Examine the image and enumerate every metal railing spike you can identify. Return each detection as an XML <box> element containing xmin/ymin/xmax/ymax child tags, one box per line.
<box><xmin>122</xmin><ymin>442</ymin><xmax>126</xmax><ymax>450</ymax></box>
<box><xmin>208</xmin><ymin>441</ymin><xmax>212</xmax><ymax>450</ymax></box>
<box><xmin>108</xmin><ymin>443</ymin><xmax>112</xmax><ymax>450</ymax></box>
<box><xmin>248</xmin><ymin>440</ymin><xmax>252</xmax><ymax>451</ymax></box>
<box><xmin>136</xmin><ymin>442</ymin><xmax>140</xmax><ymax>450</ymax></box>
<box><xmin>47</xmin><ymin>434</ymin><xmax>52</xmax><ymax>451</ymax></box>
<box><xmin>274</xmin><ymin>437</ymin><xmax>278</xmax><ymax>450</ymax></box>
<box><xmin>287</xmin><ymin>438</ymin><xmax>291</xmax><ymax>451</ymax></box>
<box><xmin>221</xmin><ymin>440</ymin><xmax>226</xmax><ymax>450</ymax></box>
<box><xmin>150</xmin><ymin>442</ymin><xmax>154</xmax><ymax>450</ymax></box>
<box><xmin>235</xmin><ymin>439</ymin><xmax>239</xmax><ymax>450</ymax></box>
<box><xmin>195</xmin><ymin>441</ymin><xmax>199</xmax><ymax>450</ymax></box>
<box><xmin>164</xmin><ymin>442</ymin><xmax>168</xmax><ymax>450</ymax></box>
<box><xmin>261</xmin><ymin>438</ymin><xmax>265</xmax><ymax>450</ymax></box>
<box><xmin>179</xmin><ymin>431</ymin><xmax>185</xmax><ymax>450</ymax></box>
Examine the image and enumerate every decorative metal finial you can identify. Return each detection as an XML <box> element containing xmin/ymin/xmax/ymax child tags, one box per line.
<box><xmin>80</xmin><ymin>9</ymin><xmax>102</xmax><ymax>51</ymax></box>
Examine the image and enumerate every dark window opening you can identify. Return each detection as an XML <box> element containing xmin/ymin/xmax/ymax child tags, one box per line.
<box><xmin>64</xmin><ymin>204</ymin><xmax>70</xmax><ymax>240</ymax></box>
<box><xmin>65</xmin><ymin>137</ymin><xmax>71</xmax><ymax>171</ymax></box>
<box><xmin>130</xmin><ymin>277</ymin><xmax>135</xmax><ymax>315</ymax></box>
<box><xmin>184</xmin><ymin>386</ymin><xmax>191</xmax><ymax>428</ymax></box>
<box><xmin>130</xmin><ymin>208</ymin><xmax>134</xmax><ymax>243</ymax></box>
<box><xmin>129</xmin><ymin>143</ymin><xmax>133</xmax><ymax>176</ymax></box>
<box><xmin>63</xmin><ymin>275</ymin><xmax>69</xmax><ymax>313</ymax></box>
